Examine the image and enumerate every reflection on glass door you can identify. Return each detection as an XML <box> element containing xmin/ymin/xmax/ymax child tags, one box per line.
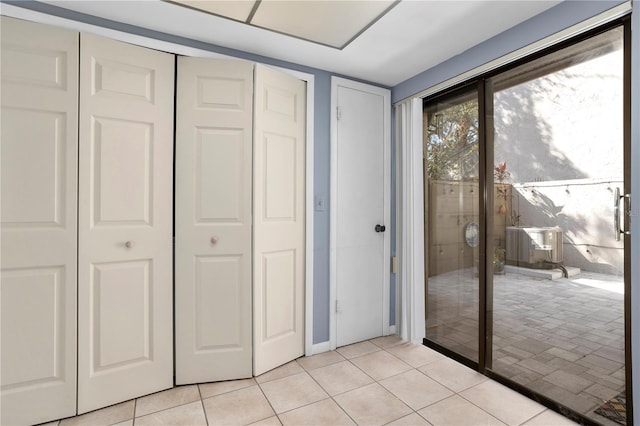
<box><xmin>487</xmin><ymin>27</ymin><xmax>626</xmax><ymax>424</ymax></box>
<box><xmin>423</xmin><ymin>88</ymin><xmax>480</xmax><ymax>361</ymax></box>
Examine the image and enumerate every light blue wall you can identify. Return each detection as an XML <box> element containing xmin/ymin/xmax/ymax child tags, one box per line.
<box><xmin>312</xmin><ymin>74</ymin><xmax>331</xmax><ymax>343</ymax></box>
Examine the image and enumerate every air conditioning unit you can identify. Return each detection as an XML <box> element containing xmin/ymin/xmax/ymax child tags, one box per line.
<box><xmin>505</xmin><ymin>227</ymin><xmax>563</xmax><ymax>269</ymax></box>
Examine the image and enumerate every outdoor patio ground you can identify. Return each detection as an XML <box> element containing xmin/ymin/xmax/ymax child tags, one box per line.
<box><xmin>426</xmin><ymin>269</ymin><xmax>625</xmax><ymax>425</ymax></box>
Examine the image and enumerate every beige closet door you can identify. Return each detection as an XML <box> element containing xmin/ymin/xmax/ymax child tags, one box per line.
<box><xmin>175</xmin><ymin>57</ymin><xmax>253</xmax><ymax>384</ymax></box>
<box><xmin>0</xmin><ymin>17</ymin><xmax>78</xmax><ymax>425</ymax></box>
<box><xmin>77</xmin><ymin>33</ymin><xmax>174</xmax><ymax>413</ymax></box>
<box><xmin>253</xmin><ymin>64</ymin><xmax>306</xmax><ymax>375</ymax></box>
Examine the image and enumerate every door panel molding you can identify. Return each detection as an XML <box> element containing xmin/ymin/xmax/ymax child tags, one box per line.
<box><xmin>253</xmin><ymin>64</ymin><xmax>306</xmax><ymax>375</ymax></box>
<box><xmin>175</xmin><ymin>57</ymin><xmax>254</xmax><ymax>385</ymax></box>
<box><xmin>269</xmin><ymin>66</ymin><xmax>315</xmax><ymax>357</ymax></box>
<box><xmin>78</xmin><ymin>33</ymin><xmax>174</xmax><ymax>414</ymax></box>
<box><xmin>0</xmin><ymin>16</ymin><xmax>79</xmax><ymax>426</ymax></box>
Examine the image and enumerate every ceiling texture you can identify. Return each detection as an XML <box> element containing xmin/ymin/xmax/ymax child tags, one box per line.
<box><xmin>39</xmin><ymin>0</ymin><xmax>562</xmax><ymax>87</ymax></box>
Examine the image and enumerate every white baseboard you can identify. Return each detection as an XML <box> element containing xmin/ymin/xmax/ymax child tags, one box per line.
<box><xmin>309</xmin><ymin>341</ymin><xmax>331</xmax><ymax>356</ymax></box>
<box><xmin>389</xmin><ymin>325</ymin><xmax>397</xmax><ymax>334</ymax></box>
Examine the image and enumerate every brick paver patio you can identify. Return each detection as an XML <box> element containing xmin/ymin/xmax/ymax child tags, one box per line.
<box><xmin>426</xmin><ymin>269</ymin><xmax>625</xmax><ymax>425</ymax></box>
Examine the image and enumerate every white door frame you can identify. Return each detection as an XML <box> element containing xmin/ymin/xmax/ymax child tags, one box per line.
<box><xmin>0</xmin><ymin>4</ymin><xmax>317</xmax><ymax>357</ymax></box>
<box><xmin>330</xmin><ymin>76</ymin><xmax>391</xmax><ymax>350</ymax></box>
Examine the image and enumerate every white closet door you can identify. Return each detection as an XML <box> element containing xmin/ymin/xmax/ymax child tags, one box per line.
<box><xmin>78</xmin><ymin>33</ymin><xmax>174</xmax><ymax>413</ymax></box>
<box><xmin>175</xmin><ymin>57</ymin><xmax>253</xmax><ymax>384</ymax></box>
<box><xmin>333</xmin><ymin>81</ymin><xmax>390</xmax><ymax>347</ymax></box>
<box><xmin>253</xmin><ymin>64</ymin><xmax>306</xmax><ymax>375</ymax></box>
<box><xmin>0</xmin><ymin>17</ymin><xmax>79</xmax><ymax>425</ymax></box>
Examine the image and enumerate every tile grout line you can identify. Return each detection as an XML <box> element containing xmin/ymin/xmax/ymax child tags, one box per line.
<box><xmin>129</xmin><ymin>386</ymin><xmax>204</xmax><ymax>423</ymax></box>
<box><xmin>344</xmin><ymin>345</ymin><xmax>430</xmax><ymax>391</ymax></box>
<box><xmin>255</xmin><ymin>370</ymin><xmax>286</xmax><ymax>424</ymax></box>
<box><xmin>374</xmin><ymin>346</ymin><xmax>449</xmax><ymax>425</ymax></box>
<box><xmin>363</xmin><ymin>343</ymin><xmax>525</xmax><ymax>425</ymax></box>
<box><xmin>196</xmin><ymin>384</ymin><xmax>210</xmax><ymax>426</ymax></box>
<box><xmin>455</xmin><ymin>393</ymin><xmax>508</xmax><ymax>426</ymax></box>
<box><xmin>455</xmin><ymin>384</ymin><xmax>541</xmax><ymax>426</ymax></box>
<box><xmin>261</xmin><ymin>348</ymin><xmax>417</xmax><ymax>425</ymax></box>
<box><xmin>516</xmin><ymin>409</ymin><xmax>549</xmax><ymax>426</ymax></box>
<box><xmin>48</xmin><ymin>339</ymin><xmax>572</xmax><ymax>426</ymax></box>
<box><xmin>299</xmin><ymin>359</ymin><xmax>361</xmax><ymax>425</ymax></box>
<box><xmin>344</xmin><ymin>349</ymin><xmax>385</xmax><ymax>384</ymax></box>
<box><xmin>342</xmin><ymin>346</ymin><xmax>424</xmax><ymax>424</ymax></box>
<box><xmin>382</xmin><ymin>345</ymin><xmax>495</xmax><ymax>395</ymax></box>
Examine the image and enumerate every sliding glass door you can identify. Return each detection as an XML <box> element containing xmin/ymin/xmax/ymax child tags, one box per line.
<box><xmin>487</xmin><ymin>26</ymin><xmax>627</xmax><ymax>425</ymax></box>
<box><xmin>423</xmin><ymin>88</ymin><xmax>480</xmax><ymax>362</ymax></box>
<box><xmin>423</xmin><ymin>22</ymin><xmax>630</xmax><ymax>425</ymax></box>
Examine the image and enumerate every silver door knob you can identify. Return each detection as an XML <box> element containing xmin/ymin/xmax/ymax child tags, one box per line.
<box><xmin>125</xmin><ymin>241</ymin><xmax>134</xmax><ymax>248</ymax></box>
<box><xmin>210</xmin><ymin>236</ymin><xmax>219</xmax><ymax>244</ymax></box>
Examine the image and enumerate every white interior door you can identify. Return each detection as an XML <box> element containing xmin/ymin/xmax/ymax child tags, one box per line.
<box><xmin>332</xmin><ymin>78</ymin><xmax>391</xmax><ymax>347</ymax></box>
<box><xmin>253</xmin><ymin>64</ymin><xmax>306</xmax><ymax>375</ymax></box>
<box><xmin>78</xmin><ymin>33</ymin><xmax>174</xmax><ymax>414</ymax></box>
<box><xmin>0</xmin><ymin>17</ymin><xmax>79</xmax><ymax>425</ymax></box>
<box><xmin>175</xmin><ymin>57</ymin><xmax>253</xmax><ymax>384</ymax></box>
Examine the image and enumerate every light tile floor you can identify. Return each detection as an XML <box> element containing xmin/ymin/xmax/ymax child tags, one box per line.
<box><xmin>45</xmin><ymin>337</ymin><xmax>577</xmax><ymax>426</ymax></box>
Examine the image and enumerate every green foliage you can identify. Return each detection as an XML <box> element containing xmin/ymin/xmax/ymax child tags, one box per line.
<box><xmin>424</xmin><ymin>100</ymin><xmax>479</xmax><ymax>180</ymax></box>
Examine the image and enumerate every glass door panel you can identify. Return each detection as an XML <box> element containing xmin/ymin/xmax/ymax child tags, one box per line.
<box><xmin>487</xmin><ymin>27</ymin><xmax>625</xmax><ymax>423</ymax></box>
<box><xmin>424</xmin><ymin>88</ymin><xmax>480</xmax><ymax>361</ymax></box>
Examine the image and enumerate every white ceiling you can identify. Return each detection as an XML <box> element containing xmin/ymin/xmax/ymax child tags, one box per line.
<box><xmin>39</xmin><ymin>0</ymin><xmax>562</xmax><ymax>87</ymax></box>
<box><xmin>168</xmin><ymin>0</ymin><xmax>397</xmax><ymax>49</ymax></box>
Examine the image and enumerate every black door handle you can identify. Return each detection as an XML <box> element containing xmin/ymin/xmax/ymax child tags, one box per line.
<box><xmin>375</xmin><ymin>224</ymin><xmax>386</xmax><ymax>233</ymax></box>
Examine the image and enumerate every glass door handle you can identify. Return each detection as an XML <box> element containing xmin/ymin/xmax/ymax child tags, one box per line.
<box><xmin>614</xmin><ymin>187</ymin><xmax>631</xmax><ymax>241</ymax></box>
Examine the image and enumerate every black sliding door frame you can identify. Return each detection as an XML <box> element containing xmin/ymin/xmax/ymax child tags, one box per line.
<box><xmin>422</xmin><ymin>16</ymin><xmax>632</xmax><ymax>426</ymax></box>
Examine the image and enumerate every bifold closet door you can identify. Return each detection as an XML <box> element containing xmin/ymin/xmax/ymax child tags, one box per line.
<box><xmin>175</xmin><ymin>59</ymin><xmax>306</xmax><ymax>380</ymax></box>
<box><xmin>175</xmin><ymin>57</ymin><xmax>254</xmax><ymax>384</ymax></box>
<box><xmin>253</xmin><ymin>64</ymin><xmax>306</xmax><ymax>376</ymax></box>
<box><xmin>0</xmin><ymin>17</ymin><xmax>79</xmax><ymax>425</ymax></box>
<box><xmin>78</xmin><ymin>33</ymin><xmax>174</xmax><ymax>413</ymax></box>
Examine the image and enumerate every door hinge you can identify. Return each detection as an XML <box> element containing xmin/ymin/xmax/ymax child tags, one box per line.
<box><xmin>335</xmin><ymin>300</ymin><xmax>339</xmax><ymax>313</ymax></box>
<box><xmin>336</xmin><ymin>106</ymin><xmax>342</xmax><ymax>120</ymax></box>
